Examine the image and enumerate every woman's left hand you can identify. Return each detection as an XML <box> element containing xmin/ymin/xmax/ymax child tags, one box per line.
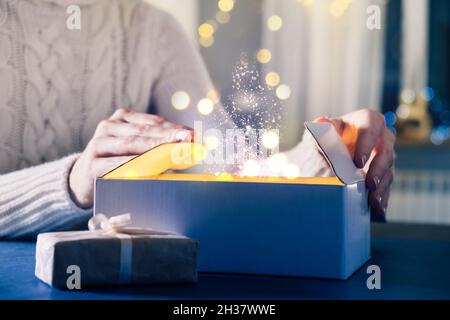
<box><xmin>317</xmin><ymin>109</ymin><xmax>396</xmax><ymax>221</ymax></box>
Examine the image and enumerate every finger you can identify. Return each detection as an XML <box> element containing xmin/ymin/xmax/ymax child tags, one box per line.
<box><xmin>369</xmin><ymin>168</ymin><xmax>394</xmax><ymax>217</ymax></box>
<box><xmin>95</xmin><ymin>120</ymin><xmax>193</xmax><ymax>140</ymax></box>
<box><xmin>92</xmin><ymin>156</ymin><xmax>135</xmax><ymax>177</ymax></box>
<box><xmin>371</xmin><ymin>188</ymin><xmax>390</xmax><ymax>222</ymax></box>
<box><xmin>366</xmin><ymin>127</ymin><xmax>396</xmax><ymax>191</ymax></box>
<box><xmin>354</xmin><ymin>113</ymin><xmax>385</xmax><ymax>168</ymax></box>
<box><xmin>90</xmin><ymin>135</ymin><xmax>184</xmax><ymax>157</ymax></box>
<box><xmin>109</xmin><ymin>108</ymin><xmax>164</xmax><ymax>125</ymax></box>
<box><xmin>381</xmin><ymin>188</ymin><xmax>391</xmax><ymax>215</ymax></box>
<box><xmin>122</xmin><ymin>111</ymin><xmax>165</xmax><ymax>126</ymax></box>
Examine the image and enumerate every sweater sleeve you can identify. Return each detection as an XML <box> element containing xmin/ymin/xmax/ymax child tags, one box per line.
<box><xmin>0</xmin><ymin>154</ymin><xmax>92</xmax><ymax>240</ymax></box>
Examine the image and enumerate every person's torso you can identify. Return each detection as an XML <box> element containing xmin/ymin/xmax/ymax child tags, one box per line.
<box><xmin>0</xmin><ymin>0</ymin><xmax>162</xmax><ymax>172</ymax></box>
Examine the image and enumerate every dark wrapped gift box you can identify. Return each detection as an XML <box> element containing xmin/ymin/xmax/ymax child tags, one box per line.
<box><xmin>35</xmin><ymin>219</ymin><xmax>198</xmax><ymax>289</ymax></box>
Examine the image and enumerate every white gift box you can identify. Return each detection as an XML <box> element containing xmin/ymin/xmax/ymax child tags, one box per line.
<box><xmin>94</xmin><ymin>122</ymin><xmax>370</xmax><ymax>279</ymax></box>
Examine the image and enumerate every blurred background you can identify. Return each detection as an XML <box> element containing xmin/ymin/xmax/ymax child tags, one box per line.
<box><xmin>148</xmin><ymin>0</ymin><xmax>450</xmax><ymax>226</ymax></box>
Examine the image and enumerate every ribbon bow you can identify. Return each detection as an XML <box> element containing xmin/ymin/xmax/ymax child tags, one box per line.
<box><xmin>88</xmin><ymin>213</ymin><xmax>132</xmax><ymax>234</ymax></box>
<box><xmin>88</xmin><ymin>213</ymin><xmax>170</xmax><ymax>235</ymax></box>
<box><xmin>87</xmin><ymin>213</ymin><xmax>170</xmax><ymax>284</ymax></box>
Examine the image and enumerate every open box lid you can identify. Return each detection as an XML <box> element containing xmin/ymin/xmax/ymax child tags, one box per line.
<box><xmin>101</xmin><ymin>122</ymin><xmax>364</xmax><ymax>185</ymax></box>
<box><xmin>101</xmin><ymin>142</ymin><xmax>205</xmax><ymax>180</ymax></box>
<box><xmin>304</xmin><ymin>121</ymin><xmax>365</xmax><ymax>185</ymax></box>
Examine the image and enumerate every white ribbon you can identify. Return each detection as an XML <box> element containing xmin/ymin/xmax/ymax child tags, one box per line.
<box><xmin>88</xmin><ymin>213</ymin><xmax>172</xmax><ymax>284</ymax></box>
<box><xmin>88</xmin><ymin>213</ymin><xmax>132</xmax><ymax>234</ymax></box>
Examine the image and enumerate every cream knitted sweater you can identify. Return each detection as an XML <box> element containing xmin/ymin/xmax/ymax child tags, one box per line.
<box><xmin>0</xmin><ymin>0</ymin><xmax>331</xmax><ymax>239</ymax></box>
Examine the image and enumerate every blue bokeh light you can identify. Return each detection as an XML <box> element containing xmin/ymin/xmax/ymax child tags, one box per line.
<box><xmin>421</xmin><ymin>86</ymin><xmax>435</xmax><ymax>102</ymax></box>
<box><xmin>384</xmin><ymin>111</ymin><xmax>397</xmax><ymax>127</ymax></box>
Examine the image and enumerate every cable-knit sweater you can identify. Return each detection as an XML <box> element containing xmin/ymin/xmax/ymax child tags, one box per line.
<box><xmin>0</xmin><ymin>0</ymin><xmax>332</xmax><ymax>239</ymax></box>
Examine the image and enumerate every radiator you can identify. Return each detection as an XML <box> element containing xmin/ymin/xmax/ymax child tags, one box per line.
<box><xmin>388</xmin><ymin>170</ymin><xmax>450</xmax><ymax>225</ymax></box>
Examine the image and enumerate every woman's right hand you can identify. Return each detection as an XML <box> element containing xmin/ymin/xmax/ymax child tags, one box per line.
<box><xmin>69</xmin><ymin>108</ymin><xmax>193</xmax><ymax>209</ymax></box>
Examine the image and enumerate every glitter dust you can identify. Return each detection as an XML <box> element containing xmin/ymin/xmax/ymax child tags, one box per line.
<box><xmin>209</xmin><ymin>53</ymin><xmax>283</xmax><ymax>175</ymax></box>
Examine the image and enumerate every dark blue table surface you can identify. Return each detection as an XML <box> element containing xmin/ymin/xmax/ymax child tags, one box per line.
<box><xmin>1</xmin><ymin>223</ymin><xmax>450</xmax><ymax>300</ymax></box>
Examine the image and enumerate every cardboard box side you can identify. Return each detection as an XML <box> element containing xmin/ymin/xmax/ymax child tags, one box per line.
<box><xmin>341</xmin><ymin>181</ymin><xmax>371</xmax><ymax>279</ymax></box>
<box><xmin>95</xmin><ymin>179</ymin><xmax>348</xmax><ymax>278</ymax></box>
<box><xmin>35</xmin><ymin>235</ymin><xmax>56</xmax><ymax>287</ymax></box>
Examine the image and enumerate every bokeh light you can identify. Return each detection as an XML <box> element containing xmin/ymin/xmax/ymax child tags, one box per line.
<box><xmin>197</xmin><ymin>98</ymin><xmax>215</xmax><ymax>115</ymax></box>
<box><xmin>265</xmin><ymin>71</ymin><xmax>280</xmax><ymax>87</ymax></box>
<box><xmin>421</xmin><ymin>86</ymin><xmax>435</xmax><ymax>102</ymax></box>
<box><xmin>218</xmin><ymin>0</ymin><xmax>234</xmax><ymax>13</ymax></box>
<box><xmin>276</xmin><ymin>84</ymin><xmax>291</xmax><ymax>100</ymax></box>
<box><xmin>268</xmin><ymin>153</ymin><xmax>288</xmax><ymax>174</ymax></box>
<box><xmin>267</xmin><ymin>15</ymin><xmax>283</xmax><ymax>31</ymax></box>
<box><xmin>261</xmin><ymin>130</ymin><xmax>280</xmax><ymax>149</ymax></box>
<box><xmin>283</xmin><ymin>163</ymin><xmax>300</xmax><ymax>179</ymax></box>
<box><xmin>216</xmin><ymin>11</ymin><xmax>230</xmax><ymax>24</ymax></box>
<box><xmin>400</xmin><ymin>88</ymin><xmax>416</xmax><ymax>104</ymax></box>
<box><xmin>207</xmin><ymin>88</ymin><xmax>221</xmax><ymax>104</ymax></box>
<box><xmin>396</xmin><ymin>104</ymin><xmax>411</xmax><ymax>119</ymax></box>
<box><xmin>198</xmin><ymin>23</ymin><xmax>214</xmax><ymax>38</ymax></box>
<box><xmin>301</xmin><ymin>0</ymin><xmax>315</xmax><ymax>7</ymax></box>
<box><xmin>384</xmin><ymin>111</ymin><xmax>397</xmax><ymax>127</ymax></box>
<box><xmin>430</xmin><ymin>125</ymin><xmax>450</xmax><ymax>145</ymax></box>
<box><xmin>329</xmin><ymin>0</ymin><xmax>352</xmax><ymax>17</ymax></box>
<box><xmin>199</xmin><ymin>36</ymin><xmax>215</xmax><ymax>48</ymax></box>
<box><xmin>171</xmin><ymin>91</ymin><xmax>190</xmax><ymax>110</ymax></box>
<box><xmin>256</xmin><ymin>48</ymin><xmax>272</xmax><ymax>64</ymax></box>
<box><xmin>242</xmin><ymin>159</ymin><xmax>261</xmax><ymax>177</ymax></box>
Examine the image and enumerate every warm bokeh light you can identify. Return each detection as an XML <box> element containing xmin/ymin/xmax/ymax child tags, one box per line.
<box><xmin>218</xmin><ymin>0</ymin><xmax>234</xmax><ymax>12</ymax></box>
<box><xmin>300</xmin><ymin>0</ymin><xmax>315</xmax><ymax>7</ymax></box>
<box><xmin>242</xmin><ymin>159</ymin><xmax>261</xmax><ymax>177</ymax></box>
<box><xmin>276</xmin><ymin>84</ymin><xmax>291</xmax><ymax>100</ymax></box>
<box><xmin>198</xmin><ymin>23</ymin><xmax>215</xmax><ymax>38</ymax></box>
<box><xmin>267</xmin><ymin>15</ymin><xmax>283</xmax><ymax>31</ymax></box>
<box><xmin>256</xmin><ymin>48</ymin><xmax>272</xmax><ymax>64</ymax></box>
<box><xmin>396</xmin><ymin>104</ymin><xmax>411</xmax><ymax>119</ymax></box>
<box><xmin>283</xmin><ymin>163</ymin><xmax>300</xmax><ymax>179</ymax></box>
<box><xmin>261</xmin><ymin>130</ymin><xmax>280</xmax><ymax>149</ymax></box>
<box><xmin>171</xmin><ymin>91</ymin><xmax>190</xmax><ymax>110</ymax></box>
<box><xmin>401</xmin><ymin>88</ymin><xmax>416</xmax><ymax>104</ymax></box>
<box><xmin>265</xmin><ymin>71</ymin><xmax>280</xmax><ymax>87</ymax></box>
<box><xmin>216</xmin><ymin>11</ymin><xmax>230</xmax><ymax>24</ymax></box>
<box><xmin>268</xmin><ymin>153</ymin><xmax>288</xmax><ymax>174</ymax></box>
<box><xmin>207</xmin><ymin>88</ymin><xmax>221</xmax><ymax>104</ymax></box>
<box><xmin>197</xmin><ymin>98</ymin><xmax>215</xmax><ymax>115</ymax></box>
<box><xmin>199</xmin><ymin>36</ymin><xmax>215</xmax><ymax>48</ymax></box>
<box><xmin>329</xmin><ymin>0</ymin><xmax>352</xmax><ymax>17</ymax></box>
